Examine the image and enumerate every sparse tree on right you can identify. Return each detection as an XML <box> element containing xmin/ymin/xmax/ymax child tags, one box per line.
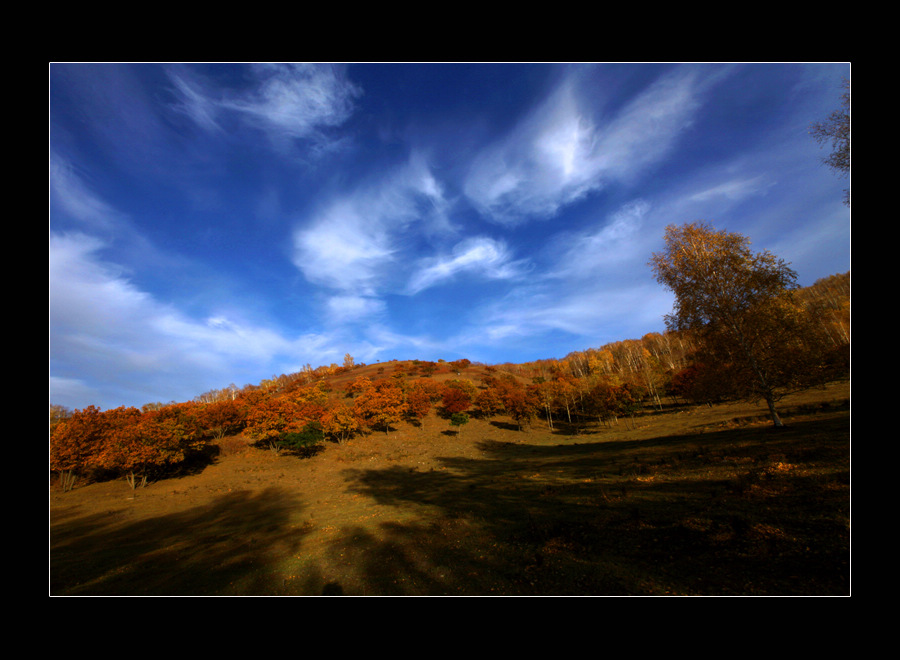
<box><xmin>650</xmin><ymin>222</ymin><xmax>828</xmax><ymax>427</ymax></box>
<box><xmin>810</xmin><ymin>78</ymin><xmax>850</xmax><ymax>206</ymax></box>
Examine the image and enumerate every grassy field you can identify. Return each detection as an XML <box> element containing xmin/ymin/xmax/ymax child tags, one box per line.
<box><xmin>50</xmin><ymin>379</ymin><xmax>850</xmax><ymax>596</ymax></box>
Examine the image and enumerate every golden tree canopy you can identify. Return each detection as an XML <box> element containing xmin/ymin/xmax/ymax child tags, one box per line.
<box><xmin>649</xmin><ymin>221</ymin><xmax>811</xmax><ymax>427</ymax></box>
<box><xmin>649</xmin><ymin>222</ymin><xmax>798</xmax><ymax>334</ymax></box>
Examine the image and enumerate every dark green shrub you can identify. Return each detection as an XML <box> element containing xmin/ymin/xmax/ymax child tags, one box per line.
<box><xmin>276</xmin><ymin>422</ymin><xmax>325</xmax><ymax>456</ymax></box>
<box><xmin>449</xmin><ymin>412</ymin><xmax>469</xmax><ymax>436</ymax></box>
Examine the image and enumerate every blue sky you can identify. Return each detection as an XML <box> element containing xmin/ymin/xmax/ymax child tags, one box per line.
<box><xmin>50</xmin><ymin>62</ymin><xmax>851</xmax><ymax>411</ymax></box>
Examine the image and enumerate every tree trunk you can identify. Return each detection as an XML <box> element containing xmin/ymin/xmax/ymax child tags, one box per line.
<box><xmin>727</xmin><ymin>318</ymin><xmax>785</xmax><ymax>428</ymax></box>
<box><xmin>765</xmin><ymin>395</ymin><xmax>784</xmax><ymax>427</ymax></box>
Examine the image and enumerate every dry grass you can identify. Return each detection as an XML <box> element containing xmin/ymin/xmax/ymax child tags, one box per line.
<box><xmin>50</xmin><ymin>380</ymin><xmax>849</xmax><ymax>596</ymax></box>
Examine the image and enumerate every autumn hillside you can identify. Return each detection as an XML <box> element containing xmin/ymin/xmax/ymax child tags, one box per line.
<box><xmin>49</xmin><ymin>272</ymin><xmax>849</xmax><ymax>492</ymax></box>
<box><xmin>50</xmin><ymin>271</ymin><xmax>850</xmax><ymax>596</ymax></box>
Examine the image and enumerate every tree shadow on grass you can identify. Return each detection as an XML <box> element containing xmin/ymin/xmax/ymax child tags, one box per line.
<box><xmin>339</xmin><ymin>415</ymin><xmax>849</xmax><ymax>595</ymax></box>
<box><xmin>50</xmin><ymin>415</ymin><xmax>849</xmax><ymax>596</ymax></box>
<box><xmin>50</xmin><ymin>487</ymin><xmax>310</xmax><ymax>596</ymax></box>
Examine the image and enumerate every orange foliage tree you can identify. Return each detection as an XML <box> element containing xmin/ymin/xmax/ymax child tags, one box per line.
<box><xmin>353</xmin><ymin>378</ymin><xmax>407</xmax><ymax>433</ymax></box>
<box><xmin>502</xmin><ymin>386</ymin><xmax>540</xmax><ymax>431</ymax></box>
<box><xmin>404</xmin><ymin>388</ymin><xmax>433</xmax><ymax>428</ymax></box>
<box><xmin>441</xmin><ymin>385</ymin><xmax>472</xmax><ymax>416</ymax></box>
<box><xmin>320</xmin><ymin>399</ymin><xmax>361</xmax><ymax>444</ymax></box>
<box><xmin>124</xmin><ymin>403</ymin><xmax>208</xmax><ymax>482</ymax></box>
<box><xmin>50</xmin><ymin>405</ymin><xmax>113</xmax><ymax>485</ymax></box>
<box><xmin>243</xmin><ymin>389</ymin><xmax>326</xmax><ymax>443</ymax></box>
<box><xmin>403</xmin><ymin>378</ymin><xmax>444</xmax><ymax>429</ymax></box>
<box><xmin>89</xmin><ymin>407</ymin><xmax>149</xmax><ymax>480</ymax></box>
<box><xmin>474</xmin><ymin>387</ymin><xmax>504</xmax><ymax>418</ymax></box>
<box><xmin>194</xmin><ymin>398</ymin><xmax>245</xmax><ymax>439</ymax></box>
<box><xmin>345</xmin><ymin>375</ymin><xmax>372</xmax><ymax>397</ymax></box>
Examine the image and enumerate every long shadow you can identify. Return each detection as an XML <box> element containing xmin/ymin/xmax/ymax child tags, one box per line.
<box><xmin>50</xmin><ymin>487</ymin><xmax>309</xmax><ymax>596</ymax></box>
<box><xmin>339</xmin><ymin>414</ymin><xmax>849</xmax><ymax>595</ymax></box>
<box><xmin>50</xmin><ymin>415</ymin><xmax>849</xmax><ymax>596</ymax></box>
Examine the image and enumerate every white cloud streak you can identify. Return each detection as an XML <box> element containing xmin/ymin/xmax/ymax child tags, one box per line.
<box><xmin>229</xmin><ymin>63</ymin><xmax>361</xmax><ymax>138</ymax></box>
<box><xmin>168</xmin><ymin>63</ymin><xmax>361</xmax><ymax>151</ymax></box>
<box><xmin>325</xmin><ymin>295</ymin><xmax>387</xmax><ymax>323</ymax></box>
<box><xmin>548</xmin><ymin>199</ymin><xmax>652</xmax><ymax>280</ymax></box>
<box><xmin>406</xmin><ymin>236</ymin><xmax>527</xmax><ymax>294</ymax></box>
<box><xmin>50</xmin><ymin>154</ymin><xmax>124</xmax><ymax>231</ymax></box>
<box><xmin>688</xmin><ymin>175</ymin><xmax>774</xmax><ymax>203</ymax></box>
<box><xmin>462</xmin><ymin>282</ymin><xmax>673</xmax><ymax>351</ymax></box>
<box><xmin>464</xmin><ymin>68</ymin><xmax>705</xmax><ymax>224</ymax></box>
<box><xmin>291</xmin><ymin>155</ymin><xmax>452</xmax><ymax>298</ymax></box>
<box><xmin>168</xmin><ymin>72</ymin><xmax>222</xmax><ymax>133</ymax></box>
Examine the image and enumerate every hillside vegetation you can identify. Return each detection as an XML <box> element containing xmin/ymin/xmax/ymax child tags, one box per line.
<box><xmin>50</xmin><ymin>378</ymin><xmax>849</xmax><ymax>596</ymax></box>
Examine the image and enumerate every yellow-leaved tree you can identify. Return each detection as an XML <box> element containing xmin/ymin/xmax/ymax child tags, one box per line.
<box><xmin>650</xmin><ymin>222</ymin><xmax>829</xmax><ymax>427</ymax></box>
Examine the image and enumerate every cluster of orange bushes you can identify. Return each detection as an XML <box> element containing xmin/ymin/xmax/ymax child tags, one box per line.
<box><xmin>47</xmin><ymin>365</ymin><xmax>595</xmax><ymax>486</ymax></box>
<box><xmin>50</xmin><ymin>401</ymin><xmax>239</xmax><ymax>488</ymax></box>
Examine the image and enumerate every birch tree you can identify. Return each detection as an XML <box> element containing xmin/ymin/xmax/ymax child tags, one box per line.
<box><xmin>650</xmin><ymin>222</ymin><xmax>824</xmax><ymax>427</ymax></box>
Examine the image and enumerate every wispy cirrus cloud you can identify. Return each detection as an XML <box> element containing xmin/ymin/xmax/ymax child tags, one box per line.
<box><xmin>168</xmin><ymin>63</ymin><xmax>362</xmax><ymax>152</ymax></box>
<box><xmin>225</xmin><ymin>63</ymin><xmax>361</xmax><ymax>145</ymax></box>
<box><xmin>455</xmin><ymin>276</ymin><xmax>673</xmax><ymax>355</ymax></box>
<box><xmin>445</xmin><ymin>197</ymin><xmax>670</xmax><ymax>355</ymax></box>
<box><xmin>688</xmin><ymin>174</ymin><xmax>775</xmax><ymax>203</ymax></box>
<box><xmin>291</xmin><ymin>155</ymin><xmax>452</xmax><ymax>299</ymax></box>
<box><xmin>406</xmin><ymin>236</ymin><xmax>528</xmax><ymax>294</ymax></box>
<box><xmin>168</xmin><ymin>72</ymin><xmax>222</xmax><ymax>133</ymax></box>
<box><xmin>50</xmin><ymin>153</ymin><xmax>125</xmax><ymax>232</ymax></box>
<box><xmin>325</xmin><ymin>295</ymin><xmax>388</xmax><ymax>324</ymax></box>
<box><xmin>548</xmin><ymin>199</ymin><xmax>653</xmax><ymax>280</ymax></box>
<box><xmin>464</xmin><ymin>67</ymin><xmax>707</xmax><ymax>224</ymax></box>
